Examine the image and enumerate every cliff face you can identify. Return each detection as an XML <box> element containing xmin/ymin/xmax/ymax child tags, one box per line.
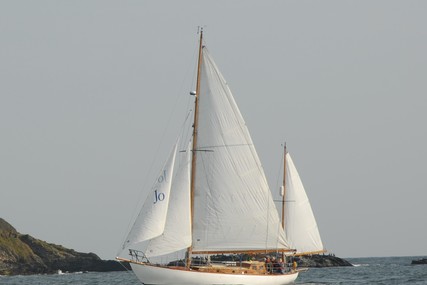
<box><xmin>0</xmin><ymin>218</ymin><xmax>129</xmax><ymax>275</ymax></box>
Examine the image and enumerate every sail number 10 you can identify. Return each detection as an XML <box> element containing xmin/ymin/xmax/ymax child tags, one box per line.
<box><xmin>153</xmin><ymin>170</ymin><xmax>167</xmax><ymax>204</ymax></box>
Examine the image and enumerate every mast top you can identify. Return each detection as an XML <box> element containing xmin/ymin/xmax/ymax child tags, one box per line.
<box><xmin>198</xmin><ymin>26</ymin><xmax>204</xmax><ymax>49</ymax></box>
<box><xmin>282</xmin><ymin>142</ymin><xmax>288</xmax><ymax>154</ymax></box>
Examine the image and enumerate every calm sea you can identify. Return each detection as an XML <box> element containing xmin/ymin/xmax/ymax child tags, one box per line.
<box><xmin>1</xmin><ymin>256</ymin><xmax>426</xmax><ymax>284</ymax></box>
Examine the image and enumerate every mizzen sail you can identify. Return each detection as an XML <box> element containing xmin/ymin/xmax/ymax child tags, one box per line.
<box><xmin>284</xmin><ymin>153</ymin><xmax>324</xmax><ymax>254</ymax></box>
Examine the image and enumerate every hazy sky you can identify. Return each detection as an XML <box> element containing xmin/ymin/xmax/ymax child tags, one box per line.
<box><xmin>1</xmin><ymin>1</ymin><xmax>426</xmax><ymax>260</ymax></box>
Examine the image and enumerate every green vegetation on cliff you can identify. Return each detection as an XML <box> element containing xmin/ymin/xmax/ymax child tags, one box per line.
<box><xmin>0</xmin><ymin>218</ymin><xmax>129</xmax><ymax>275</ymax></box>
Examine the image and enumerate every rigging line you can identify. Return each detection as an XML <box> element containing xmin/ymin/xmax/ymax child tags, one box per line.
<box><xmin>264</xmin><ymin>163</ymin><xmax>272</xmax><ymax>250</ymax></box>
<box><xmin>165</xmin><ymin>37</ymin><xmax>200</xmax><ymax>145</ymax></box>
<box><xmin>117</xmin><ymin>260</ymin><xmax>134</xmax><ymax>274</ymax></box>
<box><xmin>117</xmin><ymin>37</ymin><xmax>200</xmax><ymax>256</ymax></box>
<box><xmin>197</xmin><ymin>143</ymin><xmax>254</xmax><ymax>150</ymax></box>
<box><xmin>274</xmin><ymin>220</ymin><xmax>282</xmax><ymax>254</ymax></box>
<box><xmin>275</xmin><ymin>145</ymin><xmax>285</xmax><ymax>192</ymax></box>
<box><xmin>180</xmin><ymin>37</ymin><xmax>199</xmax><ymax>145</ymax></box>
<box><xmin>180</xmin><ymin>109</ymin><xmax>193</xmax><ymax>150</ymax></box>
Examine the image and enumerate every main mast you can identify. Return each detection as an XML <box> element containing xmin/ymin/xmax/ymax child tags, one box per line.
<box><xmin>186</xmin><ymin>27</ymin><xmax>203</xmax><ymax>267</ymax></box>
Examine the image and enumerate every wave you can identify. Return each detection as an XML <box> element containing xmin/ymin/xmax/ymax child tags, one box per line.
<box><xmin>352</xmin><ymin>263</ymin><xmax>370</xmax><ymax>267</ymax></box>
<box><xmin>57</xmin><ymin>270</ymin><xmax>85</xmax><ymax>275</ymax></box>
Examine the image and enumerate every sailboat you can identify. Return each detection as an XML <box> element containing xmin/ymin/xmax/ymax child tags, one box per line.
<box><xmin>116</xmin><ymin>29</ymin><xmax>324</xmax><ymax>285</ymax></box>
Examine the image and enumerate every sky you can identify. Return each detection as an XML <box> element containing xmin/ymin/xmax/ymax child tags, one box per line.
<box><xmin>1</xmin><ymin>1</ymin><xmax>426</xmax><ymax>260</ymax></box>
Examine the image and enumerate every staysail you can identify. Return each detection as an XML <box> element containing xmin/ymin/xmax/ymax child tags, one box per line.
<box><xmin>143</xmin><ymin>143</ymin><xmax>192</xmax><ymax>257</ymax></box>
<box><xmin>192</xmin><ymin>48</ymin><xmax>289</xmax><ymax>253</ymax></box>
<box><xmin>283</xmin><ymin>153</ymin><xmax>324</xmax><ymax>254</ymax></box>
<box><xmin>124</xmin><ymin>143</ymin><xmax>178</xmax><ymax>247</ymax></box>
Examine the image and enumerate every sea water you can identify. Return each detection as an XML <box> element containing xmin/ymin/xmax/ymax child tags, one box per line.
<box><xmin>298</xmin><ymin>256</ymin><xmax>427</xmax><ymax>284</ymax></box>
<box><xmin>1</xmin><ymin>256</ymin><xmax>426</xmax><ymax>284</ymax></box>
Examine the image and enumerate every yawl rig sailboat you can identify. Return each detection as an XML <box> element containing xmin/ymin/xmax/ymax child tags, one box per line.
<box><xmin>117</xmin><ymin>30</ymin><xmax>324</xmax><ymax>285</ymax></box>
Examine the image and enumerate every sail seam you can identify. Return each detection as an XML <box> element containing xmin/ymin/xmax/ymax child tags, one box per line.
<box><xmin>197</xmin><ymin>143</ymin><xmax>253</xmax><ymax>150</ymax></box>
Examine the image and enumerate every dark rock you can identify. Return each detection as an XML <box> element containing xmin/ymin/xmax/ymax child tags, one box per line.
<box><xmin>294</xmin><ymin>254</ymin><xmax>353</xmax><ymax>267</ymax></box>
<box><xmin>0</xmin><ymin>218</ymin><xmax>130</xmax><ymax>275</ymax></box>
<box><xmin>0</xmin><ymin>218</ymin><xmax>17</xmax><ymax>235</ymax></box>
<box><xmin>411</xmin><ymin>258</ymin><xmax>427</xmax><ymax>265</ymax></box>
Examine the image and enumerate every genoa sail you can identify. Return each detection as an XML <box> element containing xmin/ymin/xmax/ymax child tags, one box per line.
<box><xmin>283</xmin><ymin>153</ymin><xmax>324</xmax><ymax>254</ymax></box>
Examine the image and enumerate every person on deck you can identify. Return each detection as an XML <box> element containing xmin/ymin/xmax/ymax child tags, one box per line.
<box><xmin>265</xmin><ymin>256</ymin><xmax>272</xmax><ymax>273</ymax></box>
<box><xmin>272</xmin><ymin>257</ymin><xmax>285</xmax><ymax>274</ymax></box>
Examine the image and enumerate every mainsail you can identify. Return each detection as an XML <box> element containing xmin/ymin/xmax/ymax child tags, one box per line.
<box><xmin>191</xmin><ymin>48</ymin><xmax>289</xmax><ymax>253</ymax></box>
<box><xmin>283</xmin><ymin>153</ymin><xmax>324</xmax><ymax>254</ymax></box>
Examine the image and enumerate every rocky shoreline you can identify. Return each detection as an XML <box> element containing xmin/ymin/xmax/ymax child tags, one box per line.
<box><xmin>411</xmin><ymin>258</ymin><xmax>427</xmax><ymax>265</ymax></box>
<box><xmin>294</xmin><ymin>254</ymin><xmax>353</xmax><ymax>267</ymax></box>
<box><xmin>0</xmin><ymin>218</ymin><xmax>130</xmax><ymax>275</ymax></box>
<box><xmin>1</xmin><ymin>217</ymin><xmax>352</xmax><ymax>275</ymax></box>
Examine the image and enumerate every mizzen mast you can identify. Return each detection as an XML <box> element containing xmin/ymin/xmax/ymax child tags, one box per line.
<box><xmin>281</xmin><ymin>143</ymin><xmax>287</xmax><ymax>261</ymax></box>
<box><xmin>186</xmin><ymin>27</ymin><xmax>203</xmax><ymax>268</ymax></box>
<box><xmin>281</xmin><ymin>143</ymin><xmax>287</xmax><ymax>231</ymax></box>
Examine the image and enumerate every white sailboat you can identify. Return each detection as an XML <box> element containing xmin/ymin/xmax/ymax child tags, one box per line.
<box><xmin>117</xmin><ymin>30</ymin><xmax>324</xmax><ymax>285</ymax></box>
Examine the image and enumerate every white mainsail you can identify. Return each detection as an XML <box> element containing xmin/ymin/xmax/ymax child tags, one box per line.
<box><xmin>124</xmin><ymin>143</ymin><xmax>178</xmax><ymax>247</ymax></box>
<box><xmin>192</xmin><ymin>48</ymin><xmax>289</xmax><ymax>252</ymax></box>
<box><xmin>284</xmin><ymin>153</ymin><xmax>324</xmax><ymax>254</ymax></box>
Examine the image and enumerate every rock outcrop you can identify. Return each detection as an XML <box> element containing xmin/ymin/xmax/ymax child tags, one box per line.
<box><xmin>294</xmin><ymin>254</ymin><xmax>353</xmax><ymax>267</ymax></box>
<box><xmin>411</xmin><ymin>258</ymin><xmax>427</xmax><ymax>265</ymax></box>
<box><xmin>0</xmin><ymin>218</ymin><xmax>130</xmax><ymax>275</ymax></box>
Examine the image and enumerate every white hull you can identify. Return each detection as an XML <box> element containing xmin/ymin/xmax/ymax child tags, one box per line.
<box><xmin>130</xmin><ymin>263</ymin><xmax>299</xmax><ymax>285</ymax></box>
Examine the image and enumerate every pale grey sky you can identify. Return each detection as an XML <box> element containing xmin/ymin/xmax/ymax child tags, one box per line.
<box><xmin>1</xmin><ymin>1</ymin><xmax>426</xmax><ymax>259</ymax></box>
